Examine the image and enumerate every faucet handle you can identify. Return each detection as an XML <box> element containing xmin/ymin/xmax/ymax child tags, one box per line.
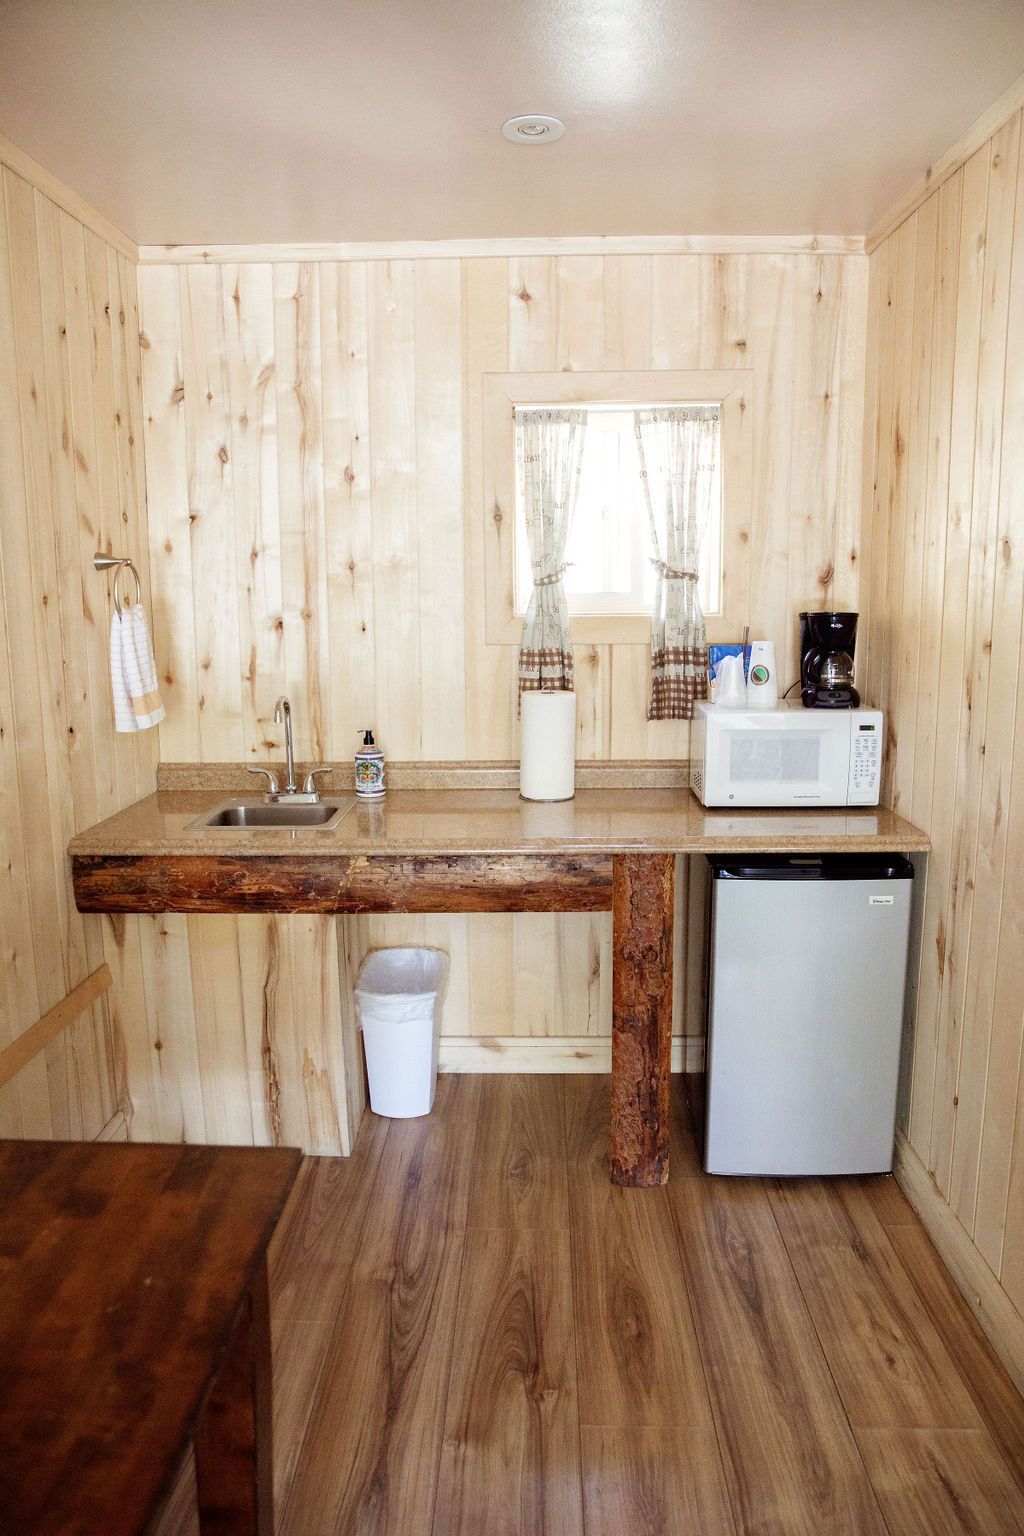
<box><xmin>302</xmin><ymin>767</ymin><xmax>331</xmax><ymax>798</ymax></box>
<box><xmin>246</xmin><ymin>765</ymin><xmax>281</xmax><ymax>797</ymax></box>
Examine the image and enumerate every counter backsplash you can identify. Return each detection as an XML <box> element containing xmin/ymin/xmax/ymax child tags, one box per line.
<box><xmin>155</xmin><ymin>760</ymin><xmax>693</xmax><ymax>793</ymax></box>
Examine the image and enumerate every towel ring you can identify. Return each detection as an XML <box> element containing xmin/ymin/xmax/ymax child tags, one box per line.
<box><xmin>93</xmin><ymin>552</ymin><xmax>142</xmax><ymax>618</ymax></box>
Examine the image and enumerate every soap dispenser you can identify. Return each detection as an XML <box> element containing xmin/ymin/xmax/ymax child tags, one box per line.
<box><xmin>355</xmin><ymin>729</ymin><xmax>386</xmax><ymax>799</ymax></box>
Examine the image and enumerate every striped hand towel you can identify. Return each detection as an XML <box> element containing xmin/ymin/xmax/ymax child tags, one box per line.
<box><xmin>110</xmin><ymin>605</ymin><xmax>166</xmax><ymax>733</ymax></box>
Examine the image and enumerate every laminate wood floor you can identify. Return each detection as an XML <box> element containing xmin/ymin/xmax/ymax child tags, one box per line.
<box><xmin>155</xmin><ymin>1076</ymin><xmax>1024</xmax><ymax>1535</ymax></box>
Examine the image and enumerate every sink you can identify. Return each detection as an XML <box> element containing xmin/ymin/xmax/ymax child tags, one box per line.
<box><xmin>190</xmin><ymin>798</ymin><xmax>352</xmax><ymax>831</ymax></box>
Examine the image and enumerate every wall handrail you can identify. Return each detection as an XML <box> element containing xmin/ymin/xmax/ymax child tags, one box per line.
<box><xmin>0</xmin><ymin>965</ymin><xmax>113</xmax><ymax>1090</ymax></box>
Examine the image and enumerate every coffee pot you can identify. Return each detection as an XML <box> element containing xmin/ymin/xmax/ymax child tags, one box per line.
<box><xmin>799</xmin><ymin>611</ymin><xmax>861</xmax><ymax>708</ymax></box>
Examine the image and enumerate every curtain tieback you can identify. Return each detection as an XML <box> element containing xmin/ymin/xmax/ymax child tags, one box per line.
<box><xmin>650</xmin><ymin>558</ymin><xmax>698</xmax><ymax>581</ymax></box>
<box><xmin>534</xmin><ymin>563</ymin><xmax>571</xmax><ymax>588</ymax></box>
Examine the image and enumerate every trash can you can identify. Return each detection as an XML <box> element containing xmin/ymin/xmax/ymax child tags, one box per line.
<box><xmin>355</xmin><ymin>948</ymin><xmax>449</xmax><ymax>1118</ymax></box>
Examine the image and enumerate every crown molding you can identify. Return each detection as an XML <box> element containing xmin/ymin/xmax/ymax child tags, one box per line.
<box><xmin>0</xmin><ymin>132</ymin><xmax>138</xmax><ymax>262</ymax></box>
<box><xmin>866</xmin><ymin>67</ymin><xmax>1024</xmax><ymax>253</ymax></box>
<box><xmin>138</xmin><ymin>232</ymin><xmax>865</xmax><ymax>265</ymax></box>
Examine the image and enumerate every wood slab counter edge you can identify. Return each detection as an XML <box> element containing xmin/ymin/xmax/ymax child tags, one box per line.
<box><xmin>69</xmin><ymin>787</ymin><xmax>929</xmax><ymax>1187</ymax></box>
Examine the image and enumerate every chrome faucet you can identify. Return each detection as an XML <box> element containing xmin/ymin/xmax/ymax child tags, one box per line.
<box><xmin>276</xmin><ymin>696</ymin><xmax>297</xmax><ymax>794</ymax></box>
<box><xmin>246</xmin><ymin>696</ymin><xmax>331</xmax><ymax>803</ymax></box>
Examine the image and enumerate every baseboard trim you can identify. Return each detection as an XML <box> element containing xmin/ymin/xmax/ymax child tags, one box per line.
<box><xmin>438</xmin><ymin>1034</ymin><xmax>703</xmax><ymax>1073</ymax></box>
<box><xmin>894</xmin><ymin>1129</ymin><xmax>1024</xmax><ymax>1397</ymax></box>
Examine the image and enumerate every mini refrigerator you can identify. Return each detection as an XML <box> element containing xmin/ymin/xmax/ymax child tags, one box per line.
<box><xmin>704</xmin><ymin>853</ymin><xmax>913</xmax><ymax>1175</ymax></box>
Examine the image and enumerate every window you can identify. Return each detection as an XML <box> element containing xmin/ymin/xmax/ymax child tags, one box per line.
<box><xmin>481</xmin><ymin>368</ymin><xmax>752</xmax><ymax>648</ymax></box>
<box><xmin>512</xmin><ymin>404</ymin><xmax>723</xmax><ymax>619</ymax></box>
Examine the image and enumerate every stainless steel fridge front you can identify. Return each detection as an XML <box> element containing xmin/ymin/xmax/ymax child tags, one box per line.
<box><xmin>704</xmin><ymin>854</ymin><xmax>913</xmax><ymax>1176</ymax></box>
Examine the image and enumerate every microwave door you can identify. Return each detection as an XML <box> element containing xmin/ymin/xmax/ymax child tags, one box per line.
<box><xmin>709</xmin><ymin>715</ymin><xmax>851</xmax><ymax>806</ymax></box>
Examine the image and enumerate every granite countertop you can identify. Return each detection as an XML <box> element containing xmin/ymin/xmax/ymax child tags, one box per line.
<box><xmin>68</xmin><ymin>787</ymin><xmax>930</xmax><ymax>859</ymax></box>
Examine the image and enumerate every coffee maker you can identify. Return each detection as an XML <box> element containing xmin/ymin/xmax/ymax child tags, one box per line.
<box><xmin>799</xmin><ymin>611</ymin><xmax>861</xmax><ymax>708</ymax></box>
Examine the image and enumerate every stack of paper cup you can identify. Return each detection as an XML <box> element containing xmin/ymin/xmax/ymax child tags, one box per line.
<box><xmin>520</xmin><ymin>690</ymin><xmax>576</xmax><ymax>801</ymax></box>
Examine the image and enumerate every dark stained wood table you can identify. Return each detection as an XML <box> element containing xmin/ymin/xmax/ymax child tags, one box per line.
<box><xmin>0</xmin><ymin>1139</ymin><xmax>301</xmax><ymax>1536</ymax></box>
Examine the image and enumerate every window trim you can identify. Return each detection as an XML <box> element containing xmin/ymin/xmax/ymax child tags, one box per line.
<box><xmin>482</xmin><ymin>369</ymin><xmax>753</xmax><ymax>646</ymax></box>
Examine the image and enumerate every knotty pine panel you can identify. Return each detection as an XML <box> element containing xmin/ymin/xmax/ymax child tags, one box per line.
<box><xmin>136</xmin><ymin>250</ymin><xmax>867</xmax><ymax>1069</ymax></box>
<box><xmin>862</xmin><ymin>110</ymin><xmax>1024</xmax><ymax>1338</ymax></box>
<box><xmin>0</xmin><ymin>158</ymin><xmax>154</xmax><ymax>1140</ymax></box>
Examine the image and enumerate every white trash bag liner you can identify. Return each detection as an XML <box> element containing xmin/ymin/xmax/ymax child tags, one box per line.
<box><xmin>355</xmin><ymin>947</ymin><xmax>449</xmax><ymax>1118</ymax></box>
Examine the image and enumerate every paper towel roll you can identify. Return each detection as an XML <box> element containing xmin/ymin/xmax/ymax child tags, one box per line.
<box><xmin>520</xmin><ymin>690</ymin><xmax>576</xmax><ymax>801</ymax></box>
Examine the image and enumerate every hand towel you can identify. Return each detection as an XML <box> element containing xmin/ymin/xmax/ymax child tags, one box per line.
<box><xmin>110</xmin><ymin>604</ymin><xmax>166</xmax><ymax>732</ymax></box>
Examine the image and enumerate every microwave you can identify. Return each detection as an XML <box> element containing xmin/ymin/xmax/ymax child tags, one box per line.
<box><xmin>691</xmin><ymin>701</ymin><xmax>883</xmax><ymax>807</ymax></box>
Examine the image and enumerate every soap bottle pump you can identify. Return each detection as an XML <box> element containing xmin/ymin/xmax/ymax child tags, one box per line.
<box><xmin>355</xmin><ymin>729</ymin><xmax>386</xmax><ymax>799</ymax></box>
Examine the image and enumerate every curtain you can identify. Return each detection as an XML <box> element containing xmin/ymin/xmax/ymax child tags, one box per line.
<box><xmin>516</xmin><ymin>407</ymin><xmax>587</xmax><ymax>694</ymax></box>
<box><xmin>634</xmin><ymin>404</ymin><xmax>719</xmax><ymax>720</ymax></box>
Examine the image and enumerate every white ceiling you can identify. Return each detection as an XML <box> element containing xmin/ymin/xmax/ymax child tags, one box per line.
<box><xmin>2</xmin><ymin>0</ymin><xmax>1024</xmax><ymax>245</ymax></box>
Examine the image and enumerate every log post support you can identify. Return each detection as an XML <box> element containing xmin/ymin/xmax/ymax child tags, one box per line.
<box><xmin>610</xmin><ymin>853</ymin><xmax>675</xmax><ymax>1186</ymax></box>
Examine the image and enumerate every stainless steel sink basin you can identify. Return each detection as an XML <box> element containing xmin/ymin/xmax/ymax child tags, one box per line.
<box><xmin>190</xmin><ymin>797</ymin><xmax>352</xmax><ymax>831</ymax></box>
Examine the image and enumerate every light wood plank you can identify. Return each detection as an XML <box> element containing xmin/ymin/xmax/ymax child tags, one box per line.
<box><xmin>885</xmin><ymin>1220</ymin><xmax>1024</xmax><ymax>1497</ymax></box>
<box><xmin>433</xmin><ymin>1228</ymin><xmax>583</xmax><ymax>1536</ymax></box>
<box><xmin>466</xmin><ymin>1074</ymin><xmax>569</xmax><ymax>1230</ymax></box>
<box><xmin>581</xmin><ymin>1426</ymin><xmax>735</xmax><ymax>1536</ymax></box>
<box><xmin>857</xmin><ymin>1427</ymin><xmax>1024</xmax><ymax>1536</ymax></box>
<box><xmin>279</xmin><ymin>1075</ymin><xmax>481</xmax><ymax>1536</ymax></box>
<box><xmin>564</xmin><ymin>1076</ymin><xmax>712</xmax><ymax>1428</ymax></box>
<box><xmin>669</xmin><ymin>1174</ymin><xmax>888</xmax><ymax>1535</ymax></box>
<box><xmin>768</xmin><ymin>1177</ymin><xmax>981</xmax><ymax>1429</ymax></box>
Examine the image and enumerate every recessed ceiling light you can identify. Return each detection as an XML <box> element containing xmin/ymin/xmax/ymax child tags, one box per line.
<box><xmin>501</xmin><ymin>115</ymin><xmax>565</xmax><ymax>145</ymax></box>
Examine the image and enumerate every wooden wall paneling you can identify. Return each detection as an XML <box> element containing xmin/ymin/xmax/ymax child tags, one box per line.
<box><xmin>650</xmin><ymin>254</ymin><xmax>702</xmax><ymax>371</ymax></box>
<box><xmin>932</xmin><ymin>134</ymin><xmax>1011</xmax><ymax>1200</ymax></box>
<box><xmin>861</xmin><ymin>232</ymin><xmax>899</xmax><ymax>716</ymax></box>
<box><xmin>284</xmin><ymin>915</ymin><xmax>351</xmax><ymax>1155</ymax></box>
<box><xmin>950</xmin><ymin>114</ymin><xmax>1024</xmax><ymax>1237</ymax></box>
<box><xmin>414</xmin><ymin>258</ymin><xmax>466</xmax><ymax>757</ymax></box>
<box><xmin>186</xmin><ymin>914</ymin><xmax>255</xmax><ymax>1145</ymax></box>
<box><xmin>223</xmin><ymin>262</ymin><xmax>284</xmax><ymax>761</ymax></box>
<box><xmin>36</xmin><ymin>195</ymin><xmax>100</xmax><ymax>842</ymax></box>
<box><xmin>85</xmin><ymin>229</ymin><xmax>147</xmax><ymax>807</ymax></box>
<box><xmin>320</xmin><ymin>261</ymin><xmax>375</xmax><ymax>759</ymax></box>
<box><xmin>743</xmin><ymin>257</ymin><xmax>798</xmax><ymax>683</ymax></box>
<box><xmin>334</xmin><ymin>915</ymin><xmax>368</xmax><ymax>1139</ymax></box>
<box><xmin>902</xmin><ymin>174</ymin><xmax>963</xmax><ymax>1152</ymax></box>
<box><xmin>834</xmin><ymin>254</ymin><xmax>870</xmax><ymax>611</ymax></box>
<box><xmin>865</xmin><ymin>101</ymin><xmax>1024</xmax><ymax>1386</ymax></box>
<box><xmin>132</xmin><ymin>246</ymin><xmax>867</xmax><ymax>1086</ymax></box>
<box><xmin>915</xmin><ymin>146</ymin><xmax>989</xmax><ymax>1185</ymax></box>
<box><xmin>138</xmin><ymin>264</ymin><xmax>200</xmax><ymax>758</ymax></box>
<box><xmin>975</xmin><ymin>133</ymin><xmax>1024</xmax><ymax>1278</ymax></box>
<box><xmin>606</xmin><ymin>255</ymin><xmax>677</xmax><ymax>766</ymax></box>
<box><xmin>3</xmin><ymin>170</ymin><xmax>79</xmax><ymax>1026</ymax></box>
<box><xmin>273</xmin><ymin>263</ymin><xmax>329</xmax><ymax>762</ymax></box>
<box><xmin>0</xmin><ymin>172</ymin><xmax>46</xmax><ymax>1135</ymax></box>
<box><xmin>603</xmin><ymin>254</ymin><xmax>652</xmax><ymax>371</ymax></box>
<box><xmin>0</xmin><ymin>158</ymin><xmax>153</xmax><ymax>1144</ymax></box>
<box><xmin>427</xmin><ymin>912</ymin><xmax>472</xmax><ymax>1037</ymax></box>
<box><xmin>554</xmin><ymin>257</ymin><xmax>612</xmax><ymax>761</ymax></box>
<box><xmin>180</xmin><ymin>263</ymin><xmax>244</xmax><ymax>759</ymax></box>
<box><xmin>890</xmin><ymin>198</ymin><xmax>938</xmax><ymax>820</ymax></box>
<box><xmin>136</xmin><ymin>913</ymin><xmax>206</xmax><ymax>1144</ymax></box>
<box><xmin>60</xmin><ymin>213</ymin><xmax>119</xmax><ymax>822</ymax></box>
<box><xmin>367</xmin><ymin>260</ymin><xmax>421</xmax><ymax>759</ymax></box>
<box><xmin>910</xmin><ymin>175</ymin><xmax>962</xmax><ymax>829</ymax></box>
<box><xmin>878</xmin><ymin>216</ymin><xmax>918</xmax><ymax>812</ymax></box>
<box><xmin>462</xmin><ymin>257</ymin><xmax>515</xmax><ymax>758</ymax></box>
<box><xmin>110</xmin><ymin>247</ymin><xmax>157</xmax><ymax>801</ymax></box>
<box><xmin>786</xmin><ymin>255</ymin><xmax>845</xmax><ymax>634</ymax></box>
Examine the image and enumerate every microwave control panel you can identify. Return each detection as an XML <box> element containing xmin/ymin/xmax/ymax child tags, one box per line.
<box><xmin>847</xmin><ymin>713</ymin><xmax>884</xmax><ymax>804</ymax></box>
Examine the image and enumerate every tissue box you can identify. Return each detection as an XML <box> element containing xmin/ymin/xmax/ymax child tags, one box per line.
<box><xmin>708</xmin><ymin>644</ymin><xmax>748</xmax><ymax>701</ymax></box>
